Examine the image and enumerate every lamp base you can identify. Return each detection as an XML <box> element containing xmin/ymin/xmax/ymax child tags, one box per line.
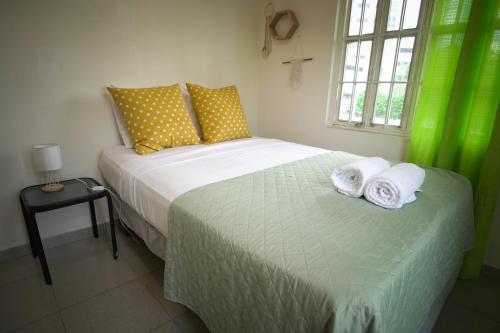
<box><xmin>41</xmin><ymin>183</ymin><xmax>64</xmax><ymax>193</ymax></box>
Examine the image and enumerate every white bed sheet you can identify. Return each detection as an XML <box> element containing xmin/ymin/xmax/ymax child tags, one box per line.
<box><xmin>98</xmin><ymin>137</ymin><xmax>327</xmax><ymax>237</ymax></box>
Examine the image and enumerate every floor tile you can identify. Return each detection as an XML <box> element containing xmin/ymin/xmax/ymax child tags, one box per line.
<box><xmin>0</xmin><ymin>245</ymin><xmax>30</xmax><ymax>264</ymax></box>
<box><xmin>0</xmin><ymin>276</ymin><xmax>58</xmax><ymax>333</ymax></box>
<box><xmin>0</xmin><ymin>255</ymin><xmax>39</xmax><ymax>286</ymax></box>
<box><xmin>52</xmin><ymin>250</ymin><xmax>136</xmax><ymax>308</ymax></box>
<box><xmin>120</xmin><ymin>241</ymin><xmax>164</xmax><ymax>276</ymax></box>
<box><xmin>139</xmin><ymin>270</ymin><xmax>186</xmax><ymax>318</ymax></box>
<box><xmin>433</xmin><ymin>300</ymin><xmax>500</xmax><ymax>333</ymax></box>
<box><xmin>12</xmin><ymin>313</ymin><xmax>65</xmax><ymax>333</ymax></box>
<box><xmin>101</xmin><ymin>222</ymin><xmax>137</xmax><ymax>249</ymax></box>
<box><xmin>150</xmin><ymin>321</ymin><xmax>183</xmax><ymax>333</ymax></box>
<box><xmin>173</xmin><ymin>310</ymin><xmax>210</xmax><ymax>333</ymax></box>
<box><xmin>482</xmin><ymin>265</ymin><xmax>500</xmax><ymax>280</ymax></box>
<box><xmin>61</xmin><ymin>280</ymin><xmax>170</xmax><ymax>333</ymax></box>
<box><xmin>45</xmin><ymin>236</ymin><xmax>111</xmax><ymax>270</ymax></box>
<box><xmin>448</xmin><ymin>276</ymin><xmax>500</xmax><ymax>323</ymax></box>
<box><xmin>103</xmin><ymin>223</ymin><xmax>164</xmax><ymax>274</ymax></box>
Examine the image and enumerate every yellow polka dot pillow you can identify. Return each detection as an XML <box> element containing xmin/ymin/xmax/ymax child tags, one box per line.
<box><xmin>186</xmin><ymin>83</ymin><xmax>251</xmax><ymax>144</ymax></box>
<box><xmin>107</xmin><ymin>84</ymin><xmax>200</xmax><ymax>155</ymax></box>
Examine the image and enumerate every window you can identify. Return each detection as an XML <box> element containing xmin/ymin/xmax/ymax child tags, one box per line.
<box><xmin>327</xmin><ymin>0</ymin><xmax>432</xmax><ymax>134</ymax></box>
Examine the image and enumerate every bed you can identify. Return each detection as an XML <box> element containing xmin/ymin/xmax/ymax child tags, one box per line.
<box><xmin>98</xmin><ymin>137</ymin><xmax>474</xmax><ymax>333</ymax></box>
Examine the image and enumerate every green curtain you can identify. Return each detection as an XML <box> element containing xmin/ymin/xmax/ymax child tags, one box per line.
<box><xmin>407</xmin><ymin>0</ymin><xmax>500</xmax><ymax>279</ymax></box>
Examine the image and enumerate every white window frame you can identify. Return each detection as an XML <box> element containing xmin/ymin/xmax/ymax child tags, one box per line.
<box><xmin>326</xmin><ymin>0</ymin><xmax>434</xmax><ymax>136</ymax></box>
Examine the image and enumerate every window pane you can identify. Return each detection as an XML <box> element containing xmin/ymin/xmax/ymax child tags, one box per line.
<box><xmin>352</xmin><ymin>83</ymin><xmax>367</xmax><ymax>122</ymax></box>
<box><xmin>334</xmin><ymin>0</ymin><xmax>424</xmax><ymax>129</ymax></box>
<box><xmin>395</xmin><ymin>37</ymin><xmax>415</xmax><ymax>81</ymax></box>
<box><xmin>357</xmin><ymin>41</ymin><xmax>372</xmax><ymax>81</ymax></box>
<box><xmin>343</xmin><ymin>42</ymin><xmax>358</xmax><ymax>81</ymax></box>
<box><xmin>348</xmin><ymin>0</ymin><xmax>364</xmax><ymax>36</ymax></box>
<box><xmin>402</xmin><ymin>0</ymin><xmax>421</xmax><ymax>29</ymax></box>
<box><xmin>361</xmin><ymin>0</ymin><xmax>378</xmax><ymax>34</ymax></box>
<box><xmin>379</xmin><ymin>38</ymin><xmax>397</xmax><ymax>81</ymax></box>
<box><xmin>388</xmin><ymin>83</ymin><xmax>407</xmax><ymax>126</ymax></box>
<box><xmin>387</xmin><ymin>0</ymin><xmax>404</xmax><ymax>31</ymax></box>
<box><xmin>374</xmin><ymin>83</ymin><xmax>390</xmax><ymax>124</ymax></box>
<box><xmin>339</xmin><ymin>83</ymin><xmax>354</xmax><ymax>121</ymax></box>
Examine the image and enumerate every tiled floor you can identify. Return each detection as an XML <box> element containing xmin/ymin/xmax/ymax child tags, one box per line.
<box><xmin>1</xmin><ymin>224</ymin><xmax>499</xmax><ymax>333</ymax></box>
<box><xmin>0</xmin><ymin>226</ymin><xmax>208</xmax><ymax>333</ymax></box>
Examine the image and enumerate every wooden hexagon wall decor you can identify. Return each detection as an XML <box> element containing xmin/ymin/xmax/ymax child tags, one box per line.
<box><xmin>269</xmin><ymin>10</ymin><xmax>299</xmax><ymax>40</ymax></box>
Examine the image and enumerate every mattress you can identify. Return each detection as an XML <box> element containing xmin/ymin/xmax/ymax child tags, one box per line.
<box><xmin>98</xmin><ymin>137</ymin><xmax>327</xmax><ymax>237</ymax></box>
<box><xmin>164</xmin><ymin>152</ymin><xmax>474</xmax><ymax>332</ymax></box>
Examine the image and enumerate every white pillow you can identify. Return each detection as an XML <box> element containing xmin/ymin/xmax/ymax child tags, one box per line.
<box><xmin>106</xmin><ymin>84</ymin><xmax>203</xmax><ymax>148</ymax></box>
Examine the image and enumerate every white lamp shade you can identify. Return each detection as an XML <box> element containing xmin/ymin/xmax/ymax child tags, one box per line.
<box><xmin>32</xmin><ymin>144</ymin><xmax>63</xmax><ymax>171</ymax></box>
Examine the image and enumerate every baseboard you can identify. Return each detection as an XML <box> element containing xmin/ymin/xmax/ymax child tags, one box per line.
<box><xmin>482</xmin><ymin>264</ymin><xmax>500</xmax><ymax>279</ymax></box>
<box><xmin>0</xmin><ymin>222</ymin><xmax>110</xmax><ymax>263</ymax></box>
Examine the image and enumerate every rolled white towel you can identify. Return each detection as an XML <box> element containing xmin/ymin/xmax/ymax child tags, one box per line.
<box><xmin>331</xmin><ymin>157</ymin><xmax>390</xmax><ymax>197</ymax></box>
<box><xmin>364</xmin><ymin>163</ymin><xmax>425</xmax><ymax>209</ymax></box>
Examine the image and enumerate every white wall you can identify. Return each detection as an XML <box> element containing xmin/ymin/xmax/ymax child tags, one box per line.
<box><xmin>1</xmin><ymin>0</ymin><xmax>498</xmax><ymax>268</ymax></box>
<box><xmin>256</xmin><ymin>0</ymin><xmax>499</xmax><ymax>267</ymax></box>
<box><xmin>0</xmin><ymin>0</ymin><xmax>260</xmax><ymax>251</ymax></box>
<box><xmin>257</xmin><ymin>0</ymin><xmax>409</xmax><ymax>161</ymax></box>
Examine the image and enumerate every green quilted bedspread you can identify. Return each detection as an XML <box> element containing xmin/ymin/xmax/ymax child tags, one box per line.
<box><xmin>164</xmin><ymin>152</ymin><xmax>474</xmax><ymax>333</ymax></box>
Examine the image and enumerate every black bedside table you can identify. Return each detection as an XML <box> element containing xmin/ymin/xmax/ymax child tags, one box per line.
<box><xmin>19</xmin><ymin>177</ymin><xmax>118</xmax><ymax>285</ymax></box>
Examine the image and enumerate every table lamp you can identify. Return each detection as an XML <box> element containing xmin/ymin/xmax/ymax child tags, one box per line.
<box><xmin>32</xmin><ymin>144</ymin><xmax>64</xmax><ymax>192</ymax></box>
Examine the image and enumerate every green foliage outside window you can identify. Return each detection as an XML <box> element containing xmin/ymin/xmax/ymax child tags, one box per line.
<box><xmin>355</xmin><ymin>89</ymin><xmax>405</xmax><ymax>121</ymax></box>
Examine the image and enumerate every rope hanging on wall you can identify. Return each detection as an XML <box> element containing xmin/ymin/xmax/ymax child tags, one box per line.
<box><xmin>289</xmin><ymin>59</ymin><xmax>303</xmax><ymax>90</ymax></box>
<box><xmin>261</xmin><ymin>2</ymin><xmax>275</xmax><ymax>58</ymax></box>
<box><xmin>288</xmin><ymin>35</ymin><xmax>306</xmax><ymax>90</ymax></box>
